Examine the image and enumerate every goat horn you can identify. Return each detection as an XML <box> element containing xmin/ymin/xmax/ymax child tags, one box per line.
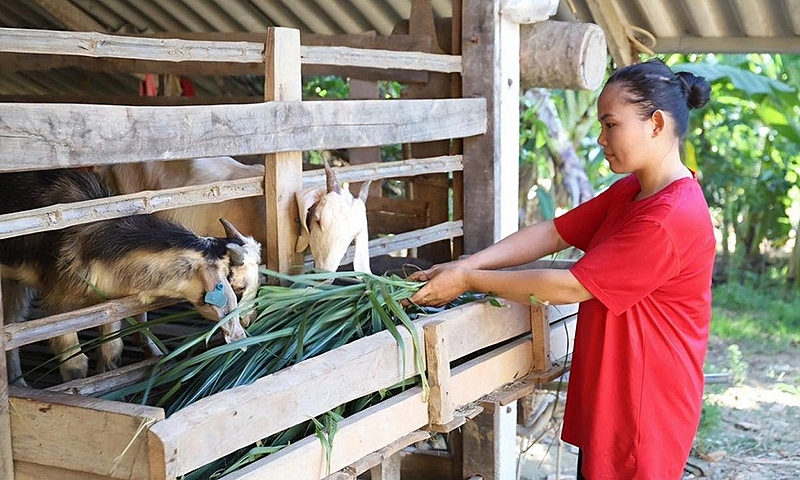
<box><xmin>219</xmin><ymin>218</ymin><xmax>246</xmax><ymax>242</ymax></box>
<box><xmin>324</xmin><ymin>160</ymin><xmax>341</xmax><ymax>194</ymax></box>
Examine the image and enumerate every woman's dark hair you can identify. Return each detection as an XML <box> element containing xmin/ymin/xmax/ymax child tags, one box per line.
<box><xmin>605</xmin><ymin>58</ymin><xmax>710</xmax><ymax>139</ymax></box>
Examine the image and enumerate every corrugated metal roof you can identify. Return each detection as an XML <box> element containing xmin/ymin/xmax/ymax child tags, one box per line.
<box><xmin>1</xmin><ymin>0</ymin><xmax>799</xmax><ymax>96</ymax></box>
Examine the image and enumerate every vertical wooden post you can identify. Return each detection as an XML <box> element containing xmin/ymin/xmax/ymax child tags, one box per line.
<box><xmin>530</xmin><ymin>303</ymin><xmax>552</xmax><ymax>372</ymax></box>
<box><xmin>0</xmin><ymin>252</ymin><xmax>14</xmax><ymax>479</ymax></box>
<box><xmin>263</xmin><ymin>27</ymin><xmax>303</xmax><ymax>274</ymax></box>
<box><xmin>369</xmin><ymin>452</ymin><xmax>402</xmax><ymax>480</ymax></box>
<box><xmin>462</xmin><ymin>0</ymin><xmax>520</xmax><ymax>253</ymax></box>
<box><xmin>423</xmin><ymin>321</ymin><xmax>454</xmax><ymax>427</ymax></box>
<box><xmin>347</xmin><ymin>79</ymin><xmax>382</xmax><ymax>199</ymax></box>
<box><xmin>462</xmin><ymin>402</ymin><xmax>518</xmax><ymax>480</ymax></box>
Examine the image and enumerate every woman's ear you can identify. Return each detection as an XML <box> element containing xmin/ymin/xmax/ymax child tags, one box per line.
<box><xmin>651</xmin><ymin>109</ymin><xmax>666</xmax><ymax>137</ymax></box>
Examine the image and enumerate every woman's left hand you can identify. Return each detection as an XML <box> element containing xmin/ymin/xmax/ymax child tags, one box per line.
<box><xmin>408</xmin><ymin>265</ymin><xmax>471</xmax><ymax>307</ymax></box>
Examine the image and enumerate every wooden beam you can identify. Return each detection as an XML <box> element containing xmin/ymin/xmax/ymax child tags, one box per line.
<box><xmin>0</xmin><ymin>27</ymin><xmax>460</xmax><ymax>72</ymax></box>
<box><xmin>584</xmin><ymin>0</ymin><xmax>636</xmax><ymax>66</ymax></box>
<box><xmin>325</xmin><ymin>430</ymin><xmax>431</xmax><ymax>480</ymax></box>
<box><xmin>462</xmin><ymin>0</ymin><xmax>521</xmax><ymax>253</ymax></box>
<box><xmin>462</xmin><ymin>402</ymin><xmax>517</xmax><ymax>480</ymax></box>
<box><xmin>0</xmin><ymin>98</ymin><xmax>486</xmax><ymax>171</ymax></box>
<box><xmin>3</xmin><ymin>297</ymin><xmax>176</xmax><ymax>350</ymax></box>
<box><xmin>46</xmin><ymin>358</ymin><xmax>161</xmax><ymax>397</ymax></box>
<box><xmin>263</xmin><ymin>27</ymin><xmax>303</xmax><ymax>275</ymax></box>
<box><xmin>0</xmin><ymin>178</ymin><xmax>263</xmax><ymax>240</ymax></box>
<box><xmin>530</xmin><ymin>304</ymin><xmax>552</xmax><ymax>371</ymax></box>
<box><xmin>9</xmin><ymin>387</ymin><xmax>164</xmax><ymax>480</ymax></box>
<box><xmin>27</xmin><ymin>0</ymin><xmax>105</xmax><ymax>32</ymax></box>
<box><xmin>0</xmin><ymin>251</ymin><xmax>12</xmax><ymax>480</ymax></box>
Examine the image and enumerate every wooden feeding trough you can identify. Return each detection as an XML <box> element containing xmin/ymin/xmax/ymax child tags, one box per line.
<box><xmin>0</xmin><ymin>0</ymin><xmax>602</xmax><ymax>477</ymax></box>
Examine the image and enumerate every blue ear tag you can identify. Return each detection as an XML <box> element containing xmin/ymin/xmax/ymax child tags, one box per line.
<box><xmin>204</xmin><ymin>283</ymin><xmax>228</xmax><ymax>308</ymax></box>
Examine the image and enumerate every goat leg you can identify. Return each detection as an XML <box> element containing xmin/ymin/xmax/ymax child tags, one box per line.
<box><xmin>97</xmin><ymin>320</ymin><xmax>124</xmax><ymax>373</ymax></box>
<box><xmin>2</xmin><ymin>279</ymin><xmax>32</xmax><ymax>386</ymax></box>
<box><xmin>50</xmin><ymin>332</ymin><xmax>89</xmax><ymax>381</ymax></box>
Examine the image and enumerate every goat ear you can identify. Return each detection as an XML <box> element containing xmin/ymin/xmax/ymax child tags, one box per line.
<box><xmin>295</xmin><ymin>187</ymin><xmax>321</xmax><ymax>253</ymax></box>
<box><xmin>358</xmin><ymin>180</ymin><xmax>372</xmax><ymax>203</ymax></box>
<box><xmin>220</xmin><ymin>218</ymin><xmax>246</xmax><ymax>242</ymax></box>
<box><xmin>324</xmin><ymin>159</ymin><xmax>342</xmax><ymax>194</ymax></box>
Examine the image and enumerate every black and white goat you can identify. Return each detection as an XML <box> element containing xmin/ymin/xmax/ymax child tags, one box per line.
<box><xmin>0</xmin><ymin>169</ymin><xmax>260</xmax><ymax>383</ymax></box>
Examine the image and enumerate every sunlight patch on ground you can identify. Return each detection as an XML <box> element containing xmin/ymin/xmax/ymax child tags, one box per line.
<box><xmin>708</xmin><ymin>385</ymin><xmax>800</xmax><ymax>410</ymax></box>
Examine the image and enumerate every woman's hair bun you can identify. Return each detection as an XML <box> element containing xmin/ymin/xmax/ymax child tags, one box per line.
<box><xmin>677</xmin><ymin>71</ymin><xmax>711</xmax><ymax>110</ymax></box>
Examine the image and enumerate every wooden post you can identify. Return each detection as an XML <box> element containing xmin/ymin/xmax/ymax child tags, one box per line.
<box><xmin>0</xmin><ymin>253</ymin><xmax>14</xmax><ymax>479</ymax></box>
<box><xmin>263</xmin><ymin>27</ymin><xmax>303</xmax><ymax>274</ymax></box>
<box><xmin>462</xmin><ymin>402</ymin><xmax>517</xmax><ymax>480</ymax></box>
<box><xmin>423</xmin><ymin>321</ymin><xmax>454</xmax><ymax>427</ymax></box>
<box><xmin>347</xmin><ymin>79</ymin><xmax>382</xmax><ymax>199</ymax></box>
<box><xmin>530</xmin><ymin>304</ymin><xmax>552</xmax><ymax>372</ymax></box>
<box><xmin>369</xmin><ymin>452</ymin><xmax>402</xmax><ymax>480</ymax></box>
<box><xmin>461</xmin><ymin>0</ymin><xmax>520</xmax><ymax>253</ymax></box>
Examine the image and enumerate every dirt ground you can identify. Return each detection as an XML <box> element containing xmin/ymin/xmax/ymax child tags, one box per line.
<box><xmin>517</xmin><ymin>337</ymin><xmax>800</xmax><ymax>480</ymax></box>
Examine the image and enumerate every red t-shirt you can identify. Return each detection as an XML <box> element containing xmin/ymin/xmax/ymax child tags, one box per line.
<box><xmin>554</xmin><ymin>174</ymin><xmax>715</xmax><ymax>479</ymax></box>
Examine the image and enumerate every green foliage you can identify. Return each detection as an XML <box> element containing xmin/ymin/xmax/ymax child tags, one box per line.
<box><xmin>726</xmin><ymin>344</ymin><xmax>748</xmax><ymax>386</ymax></box>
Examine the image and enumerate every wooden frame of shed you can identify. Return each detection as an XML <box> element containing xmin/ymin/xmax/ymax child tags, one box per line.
<box><xmin>0</xmin><ymin>0</ymin><xmax>589</xmax><ymax>478</ymax></box>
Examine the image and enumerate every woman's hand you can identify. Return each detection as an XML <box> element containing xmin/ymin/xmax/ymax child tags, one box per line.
<box><xmin>408</xmin><ymin>262</ymin><xmax>471</xmax><ymax>307</ymax></box>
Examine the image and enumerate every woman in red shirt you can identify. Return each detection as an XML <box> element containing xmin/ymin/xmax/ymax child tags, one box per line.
<box><xmin>409</xmin><ymin>59</ymin><xmax>715</xmax><ymax>479</ymax></box>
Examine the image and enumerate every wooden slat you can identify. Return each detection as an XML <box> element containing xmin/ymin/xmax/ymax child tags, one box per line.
<box><xmin>301</xmin><ymin>45</ymin><xmax>460</xmax><ymax>72</ymax></box>
<box><xmin>0</xmin><ymin>27</ymin><xmax>459</xmax><ymax>72</ymax></box>
<box><xmin>3</xmin><ymin>297</ymin><xmax>176</xmax><ymax>350</ymax></box>
<box><xmin>228</xmin><ymin>337</ymin><xmax>534</xmax><ymax>480</ymax></box>
<box><xmin>336</xmin><ymin>221</ymin><xmax>464</xmax><ymax>267</ymax></box>
<box><xmin>0</xmin><ymin>250</ymin><xmax>11</xmax><ymax>480</ymax></box>
<box><xmin>0</xmin><ymin>157</ymin><xmax>462</xmax><ymax>241</ymax></box>
<box><xmin>0</xmin><ymin>27</ymin><xmax>264</xmax><ymax>63</ymax></box>
<box><xmin>324</xmin><ymin>430</ymin><xmax>431</xmax><ymax>480</ymax></box>
<box><xmin>0</xmin><ymin>98</ymin><xmax>486</xmax><ymax>171</ymax></box>
<box><xmin>530</xmin><ymin>304</ymin><xmax>551</xmax><ymax>371</ymax></box>
<box><xmin>9</xmin><ymin>386</ymin><xmax>164</xmax><ymax>480</ymax></box>
<box><xmin>46</xmin><ymin>358</ymin><xmax>161</xmax><ymax>397</ymax></box>
<box><xmin>0</xmin><ymin>177</ymin><xmax>263</xmax><ymax>240</ymax></box>
<box><xmin>302</xmin><ymin>156</ymin><xmax>463</xmax><ymax>187</ymax></box>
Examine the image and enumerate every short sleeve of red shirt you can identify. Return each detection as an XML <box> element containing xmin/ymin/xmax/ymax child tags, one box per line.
<box><xmin>554</xmin><ymin>176</ymin><xmax>680</xmax><ymax>316</ymax></box>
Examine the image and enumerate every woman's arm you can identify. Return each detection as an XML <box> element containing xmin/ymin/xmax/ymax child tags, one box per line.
<box><xmin>409</xmin><ymin>265</ymin><xmax>592</xmax><ymax>307</ymax></box>
<box><xmin>461</xmin><ymin>220</ymin><xmax>569</xmax><ymax>270</ymax></box>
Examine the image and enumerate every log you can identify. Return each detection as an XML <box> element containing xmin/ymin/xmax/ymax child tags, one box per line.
<box><xmin>520</xmin><ymin>20</ymin><xmax>608</xmax><ymax>91</ymax></box>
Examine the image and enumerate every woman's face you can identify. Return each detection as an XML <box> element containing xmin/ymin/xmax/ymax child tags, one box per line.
<box><xmin>596</xmin><ymin>83</ymin><xmax>657</xmax><ymax>174</ymax></box>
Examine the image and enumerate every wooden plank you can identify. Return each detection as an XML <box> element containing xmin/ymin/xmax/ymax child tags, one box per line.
<box><xmin>462</xmin><ymin>401</ymin><xmax>517</xmax><ymax>480</ymax></box>
<box><xmin>325</xmin><ymin>430</ymin><xmax>431</xmax><ymax>480</ymax></box>
<box><xmin>224</xmin><ymin>388</ymin><xmax>429</xmax><ymax>480</ymax></box>
<box><xmin>0</xmin><ymin>98</ymin><xmax>486</xmax><ymax>171</ymax></box>
<box><xmin>0</xmin><ymin>156</ymin><xmax>463</xmax><ymax>241</ymax></box>
<box><xmin>0</xmin><ymin>177</ymin><xmax>263</xmax><ymax>240</ymax></box>
<box><xmin>4</xmin><ymin>297</ymin><xmax>176</xmax><ymax>350</ymax></box>
<box><xmin>263</xmin><ymin>28</ymin><xmax>303</xmax><ymax>275</ymax></box>
<box><xmin>302</xmin><ymin>156</ymin><xmax>463</xmax><ymax>187</ymax></box>
<box><xmin>147</xmin><ymin>320</ymin><xmax>427</xmax><ymax>478</ymax></box>
<box><xmin>654</xmin><ymin>36</ymin><xmax>800</xmax><ymax>54</ymax></box>
<box><xmin>0</xmin><ymin>251</ymin><xmax>12</xmax><ymax>480</ymax></box>
<box><xmin>15</xmin><ymin>461</ymin><xmax>114</xmax><ymax>480</ymax></box>
<box><xmin>0</xmin><ymin>94</ymin><xmax>264</xmax><ymax>105</ymax></box>
<box><xmin>8</xmin><ymin>387</ymin><xmax>164</xmax><ymax>480</ymax></box>
<box><xmin>46</xmin><ymin>358</ymin><xmax>161</xmax><ymax>397</ymax></box>
<box><xmin>0</xmin><ymin>27</ymin><xmax>264</xmax><ymax>63</ymax></box>
<box><xmin>233</xmin><ymin>336</ymin><xmax>534</xmax><ymax>480</ymax></box>
<box><xmin>400</xmin><ymin>448</ymin><xmax>457</xmax><ymax>480</ymax></box>
<box><xmin>302</xmin><ymin>45</ymin><xmax>461</xmax><ymax>72</ymax></box>
<box><xmin>424</xmin><ymin>321</ymin><xmax>454</xmax><ymax>426</ymax></box>
<box><xmin>334</xmin><ymin>221</ymin><xmax>463</xmax><ymax>267</ymax></box>
<box><xmin>367</xmin><ymin>196</ymin><xmax>429</xmax><ymax>236</ymax></box>
<box><xmin>0</xmin><ymin>27</ymin><xmax>459</xmax><ymax>72</ymax></box>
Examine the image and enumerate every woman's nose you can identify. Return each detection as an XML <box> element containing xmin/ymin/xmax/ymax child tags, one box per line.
<box><xmin>597</xmin><ymin>131</ymin><xmax>607</xmax><ymax>147</ymax></box>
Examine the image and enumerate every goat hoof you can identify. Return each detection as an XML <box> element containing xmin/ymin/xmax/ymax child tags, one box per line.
<box><xmin>60</xmin><ymin>353</ymin><xmax>89</xmax><ymax>381</ymax></box>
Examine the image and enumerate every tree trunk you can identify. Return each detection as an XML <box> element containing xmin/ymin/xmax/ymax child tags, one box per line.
<box><xmin>523</xmin><ymin>88</ymin><xmax>595</xmax><ymax>209</ymax></box>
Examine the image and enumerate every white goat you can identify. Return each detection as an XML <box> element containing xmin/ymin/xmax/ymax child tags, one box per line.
<box><xmin>296</xmin><ymin>162</ymin><xmax>372</xmax><ymax>273</ymax></box>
